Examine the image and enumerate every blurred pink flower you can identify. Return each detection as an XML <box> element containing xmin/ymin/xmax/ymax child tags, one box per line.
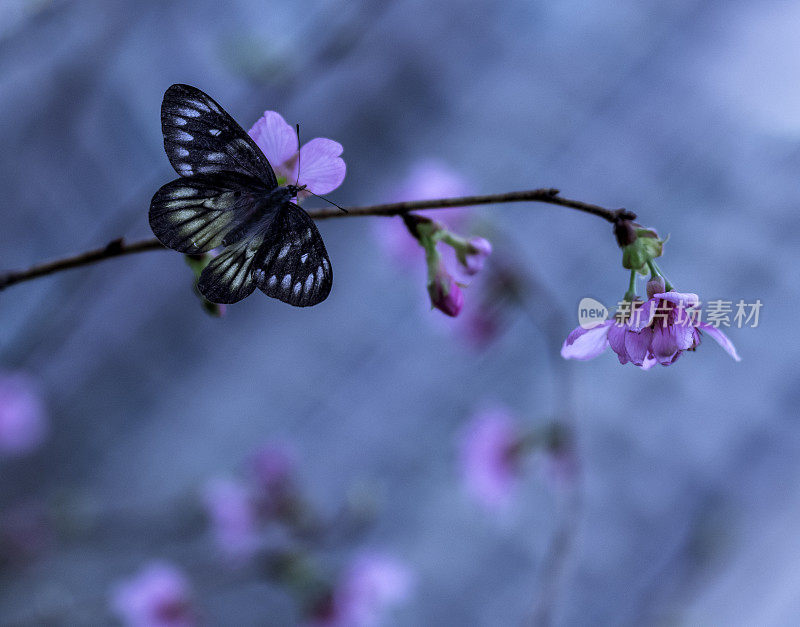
<box><xmin>374</xmin><ymin>159</ymin><xmax>472</xmax><ymax>266</ymax></box>
<box><xmin>110</xmin><ymin>562</ymin><xmax>196</xmax><ymax>627</ymax></box>
<box><xmin>0</xmin><ymin>372</ymin><xmax>47</xmax><ymax>456</ymax></box>
<box><xmin>459</xmin><ymin>407</ymin><xmax>524</xmax><ymax>509</ymax></box>
<box><xmin>249</xmin><ymin>442</ymin><xmax>296</xmax><ymax>516</ymax></box>
<box><xmin>248</xmin><ymin>111</ymin><xmax>345</xmax><ymax>197</ymax></box>
<box><xmin>202</xmin><ymin>478</ymin><xmax>259</xmax><ymax>563</ymax></box>
<box><xmin>310</xmin><ymin>553</ymin><xmax>413</xmax><ymax>627</ymax></box>
<box><xmin>541</xmin><ymin>426</ymin><xmax>580</xmax><ymax>490</ymax></box>
<box><xmin>459</xmin><ymin>301</ymin><xmax>502</xmax><ymax>347</ymax></box>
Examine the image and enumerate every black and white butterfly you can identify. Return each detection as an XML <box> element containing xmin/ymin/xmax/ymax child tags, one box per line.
<box><xmin>149</xmin><ymin>84</ymin><xmax>333</xmax><ymax>306</ymax></box>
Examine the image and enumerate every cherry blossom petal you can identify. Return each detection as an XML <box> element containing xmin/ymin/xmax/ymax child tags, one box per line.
<box><xmin>671</xmin><ymin>318</ymin><xmax>698</xmax><ymax>350</ymax></box>
<box><xmin>625</xmin><ymin>327</ymin><xmax>653</xmax><ymax>365</ymax></box>
<box><xmin>639</xmin><ymin>354</ymin><xmax>659</xmax><ymax>370</ymax></box>
<box><xmin>297</xmin><ymin>138</ymin><xmax>346</xmax><ymax>194</ymax></box>
<box><xmin>698</xmin><ymin>323</ymin><xmax>741</xmax><ymax>361</ymax></box>
<box><xmin>653</xmin><ymin>291</ymin><xmax>700</xmax><ymax>309</ymax></box>
<box><xmin>651</xmin><ymin>323</ymin><xmax>679</xmax><ymax>364</ymax></box>
<box><xmin>248</xmin><ymin>111</ymin><xmax>298</xmax><ymax>172</ymax></box>
<box><xmin>628</xmin><ymin>299</ymin><xmax>657</xmax><ymax>331</ymax></box>
<box><xmin>561</xmin><ymin>322</ymin><xmax>612</xmax><ymax>360</ymax></box>
<box><xmin>607</xmin><ymin>323</ymin><xmax>630</xmax><ymax>364</ymax></box>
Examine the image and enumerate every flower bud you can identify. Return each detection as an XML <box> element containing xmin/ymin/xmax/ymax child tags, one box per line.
<box><xmin>646</xmin><ymin>276</ymin><xmax>666</xmax><ymax>299</ymax></box>
<box><xmin>428</xmin><ymin>265</ymin><xmax>464</xmax><ymax>317</ymax></box>
<box><xmin>462</xmin><ymin>237</ymin><xmax>492</xmax><ymax>275</ymax></box>
<box><xmin>621</xmin><ymin>227</ymin><xmax>664</xmax><ymax>273</ymax></box>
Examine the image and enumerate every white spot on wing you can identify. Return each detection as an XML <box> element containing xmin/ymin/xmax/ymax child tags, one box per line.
<box><xmin>300</xmin><ymin>253</ymin><xmax>309</xmax><ymax>264</ymax></box>
<box><xmin>322</xmin><ymin>259</ymin><xmax>330</xmax><ymax>271</ymax></box>
<box><xmin>253</xmin><ymin>269</ymin><xmax>266</xmax><ymax>282</ymax></box>
<box><xmin>209</xmin><ymin>129</ymin><xmax>221</xmax><ymax>136</ymax></box>
<box><xmin>178</xmin><ymin>163</ymin><xmax>193</xmax><ymax>175</ymax></box>
<box><xmin>304</xmin><ymin>274</ymin><xmax>314</xmax><ymax>293</ymax></box>
<box><xmin>316</xmin><ymin>266</ymin><xmax>324</xmax><ymax>283</ymax></box>
<box><xmin>176</xmin><ymin>107</ymin><xmax>201</xmax><ymax>117</ymax></box>
<box><xmin>268</xmin><ymin>275</ymin><xmax>277</xmax><ymax>288</ymax></box>
<box><xmin>171</xmin><ymin>187</ymin><xmax>195</xmax><ymax>198</ymax></box>
<box><xmin>293</xmin><ymin>282</ymin><xmax>301</xmax><ymax>296</ymax></box>
<box><xmin>281</xmin><ymin>274</ymin><xmax>291</xmax><ymax>290</ymax></box>
<box><xmin>206</xmin><ymin>152</ymin><xmax>225</xmax><ymax>161</ymax></box>
<box><xmin>176</xmin><ymin>147</ymin><xmax>189</xmax><ymax>157</ymax></box>
<box><xmin>172</xmin><ymin>116</ymin><xmax>187</xmax><ymax>126</ymax></box>
<box><xmin>278</xmin><ymin>244</ymin><xmax>290</xmax><ymax>259</ymax></box>
<box><xmin>187</xmin><ymin>99</ymin><xmax>210</xmax><ymax>112</ymax></box>
<box><xmin>175</xmin><ymin>131</ymin><xmax>193</xmax><ymax>142</ymax></box>
<box><xmin>262</xmin><ymin>248</ymin><xmax>276</xmax><ymax>264</ymax></box>
<box><xmin>305</xmin><ymin>228</ymin><xmax>312</xmax><ymax>241</ymax></box>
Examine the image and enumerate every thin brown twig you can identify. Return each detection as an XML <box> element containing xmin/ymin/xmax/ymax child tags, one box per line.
<box><xmin>0</xmin><ymin>189</ymin><xmax>635</xmax><ymax>292</ymax></box>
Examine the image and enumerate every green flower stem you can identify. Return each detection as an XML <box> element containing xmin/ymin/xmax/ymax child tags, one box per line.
<box><xmin>622</xmin><ymin>269</ymin><xmax>638</xmax><ymax>302</ymax></box>
<box><xmin>647</xmin><ymin>260</ymin><xmax>674</xmax><ymax>291</ymax></box>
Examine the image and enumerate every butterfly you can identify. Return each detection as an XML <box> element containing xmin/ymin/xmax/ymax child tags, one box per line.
<box><xmin>149</xmin><ymin>84</ymin><xmax>333</xmax><ymax>307</ymax></box>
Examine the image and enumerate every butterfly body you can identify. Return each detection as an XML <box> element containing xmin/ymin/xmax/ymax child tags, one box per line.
<box><xmin>149</xmin><ymin>84</ymin><xmax>333</xmax><ymax>307</ymax></box>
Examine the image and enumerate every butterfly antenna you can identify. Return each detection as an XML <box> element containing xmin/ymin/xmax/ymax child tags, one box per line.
<box><xmin>308</xmin><ymin>191</ymin><xmax>348</xmax><ymax>213</ymax></box>
<box><xmin>295</xmin><ymin>123</ymin><xmax>301</xmax><ymax>188</ymax></box>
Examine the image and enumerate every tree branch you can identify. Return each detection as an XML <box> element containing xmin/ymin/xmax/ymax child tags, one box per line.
<box><xmin>0</xmin><ymin>188</ymin><xmax>636</xmax><ymax>291</ymax></box>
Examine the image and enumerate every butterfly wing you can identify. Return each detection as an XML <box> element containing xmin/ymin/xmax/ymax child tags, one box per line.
<box><xmin>251</xmin><ymin>203</ymin><xmax>333</xmax><ymax>307</ymax></box>
<box><xmin>149</xmin><ymin>172</ymin><xmax>271</xmax><ymax>254</ymax></box>
<box><xmin>161</xmin><ymin>83</ymin><xmax>278</xmax><ymax>187</ymax></box>
<box><xmin>196</xmin><ymin>235</ymin><xmax>266</xmax><ymax>304</ymax></box>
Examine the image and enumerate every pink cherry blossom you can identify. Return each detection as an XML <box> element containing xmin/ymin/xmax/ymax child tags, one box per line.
<box><xmin>459</xmin><ymin>407</ymin><xmax>524</xmax><ymax>509</ymax></box>
<box><xmin>309</xmin><ymin>553</ymin><xmax>413</xmax><ymax>627</ymax></box>
<box><xmin>110</xmin><ymin>562</ymin><xmax>197</xmax><ymax>627</ymax></box>
<box><xmin>202</xmin><ymin>478</ymin><xmax>259</xmax><ymax>563</ymax></box>
<box><xmin>561</xmin><ymin>291</ymin><xmax>741</xmax><ymax>367</ymax></box>
<box><xmin>248</xmin><ymin>111</ymin><xmax>345</xmax><ymax>197</ymax></box>
<box><xmin>249</xmin><ymin>442</ymin><xmax>297</xmax><ymax>517</ymax></box>
<box><xmin>0</xmin><ymin>371</ymin><xmax>47</xmax><ymax>456</ymax></box>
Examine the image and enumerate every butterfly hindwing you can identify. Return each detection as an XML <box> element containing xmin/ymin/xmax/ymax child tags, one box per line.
<box><xmin>252</xmin><ymin>203</ymin><xmax>333</xmax><ymax>307</ymax></box>
<box><xmin>149</xmin><ymin>172</ymin><xmax>270</xmax><ymax>254</ymax></box>
<box><xmin>196</xmin><ymin>235</ymin><xmax>266</xmax><ymax>304</ymax></box>
<box><xmin>161</xmin><ymin>84</ymin><xmax>278</xmax><ymax>187</ymax></box>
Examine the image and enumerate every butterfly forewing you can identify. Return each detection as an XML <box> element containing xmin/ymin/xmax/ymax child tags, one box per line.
<box><xmin>161</xmin><ymin>84</ymin><xmax>278</xmax><ymax>187</ymax></box>
<box><xmin>149</xmin><ymin>172</ymin><xmax>271</xmax><ymax>254</ymax></box>
<box><xmin>252</xmin><ymin>203</ymin><xmax>333</xmax><ymax>307</ymax></box>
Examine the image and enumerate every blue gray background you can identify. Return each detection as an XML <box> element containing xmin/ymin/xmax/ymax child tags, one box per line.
<box><xmin>0</xmin><ymin>0</ymin><xmax>797</xmax><ymax>625</ymax></box>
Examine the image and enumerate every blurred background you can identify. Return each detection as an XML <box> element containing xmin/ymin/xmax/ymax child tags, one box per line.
<box><xmin>0</xmin><ymin>0</ymin><xmax>796</xmax><ymax>624</ymax></box>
